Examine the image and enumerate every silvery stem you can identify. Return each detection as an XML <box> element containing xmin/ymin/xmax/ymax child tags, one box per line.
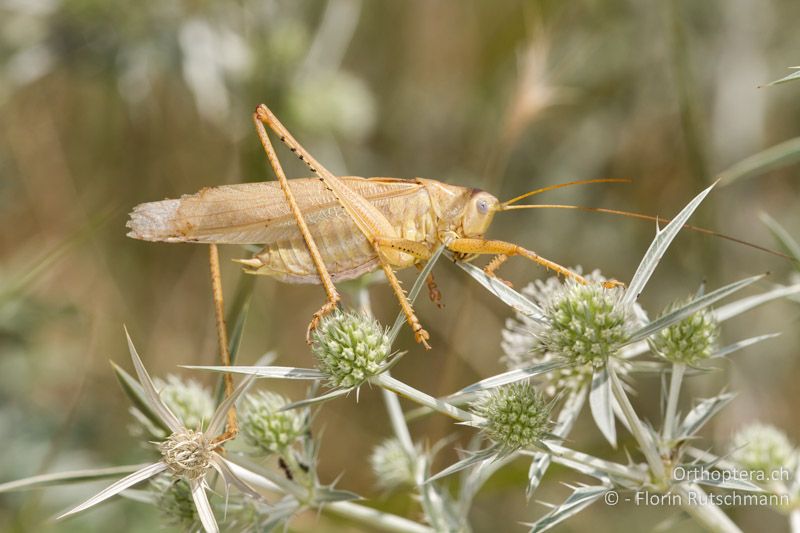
<box><xmin>546</xmin><ymin>443</ymin><xmax>648</xmax><ymax>484</ymax></box>
<box><xmin>326</xmin><ymin>501</ymin><xmax>435</xmax><ymax>533</ymax></box>
<box><xmin>381</xmin><ymin>384</ymin><xmax>415</xmax><ymax>455</ymax></box>
<box><xmin>608</xmin><ymin>363</ymin><xmax>665</xmax><ymax>479</ymax></box>
<box><xmin>373</xmin><ymin>373</ymin><xmax>482</xmax><ymax>424</ymax></box>
<box><xmin>663</xmin><ymin>362</ymin><xmax>686</xmax><ymax>440</ymax></box>
<box><xmin>357</xmin><ymin>287</ymin><xmax>415</xmax><ymax>455</ymax></box>
<box><xmin>672</xmin><ymin>483</ymin><xmax>743</xmax><ymax>533</ymax></box>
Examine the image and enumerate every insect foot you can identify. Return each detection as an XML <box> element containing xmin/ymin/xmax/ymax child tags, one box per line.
<box><xmin>306</xmin><ymin>298</ymin><xmax>341</xmax><ymax>345</ymax></box>
<box><xmin>254</xmin><ymin>103</ymin><xmax>270</xmax><ymax>121</ymax></box>
<box><xmin>412</xmin><ymin>322</ymin><xmax>431</xmax><ymax>350</ymax></box>
<box><xmin>425</xmin><ymin>273</ymin><xmax>445</xmax><ymax>309</ymax></box>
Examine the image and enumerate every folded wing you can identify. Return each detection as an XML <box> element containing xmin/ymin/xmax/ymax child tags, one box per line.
<box><xmin>126</xmin><ymin>177</ymin><xmax>421</xmax><ymax>245</ymax></box>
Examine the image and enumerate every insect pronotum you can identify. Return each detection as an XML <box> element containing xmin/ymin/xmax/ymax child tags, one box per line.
<box><xmin>127</xmin><ymin>104</ymin><xmax>621</xmax><ymax>349</ymax></box>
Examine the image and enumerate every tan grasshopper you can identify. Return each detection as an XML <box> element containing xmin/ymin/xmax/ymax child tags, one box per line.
<box><xmin>127</xmin><ymin>104</ymin><xmax>620</xmax><ymax>349</ymax></box>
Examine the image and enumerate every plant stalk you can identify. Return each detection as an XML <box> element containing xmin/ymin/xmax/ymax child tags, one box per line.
<box><xmin>672</xmin><ymin>483</ymin><xmax>743</xmax><ymax>533</ymax></box>
<box><xmin>373</xmin><ymin>374</ymin><xmax>482</xmax><ymax>424</ymax></box>
<box><xmin>326</xmin><ymin>500</ymin><xmax>435</xmax><ymax>533</ymax></box>
<box><xmin>663</xmin><ymin>362</ymin><xmax>686</xmax><ymax>440</ymax></box>
<box><xmin>545</xmin><ymin>443</ymin><xmax>648</xmax><ymax>484</ymax></box>
<box><xmin>608</xmin><ymin>364</ymin><xmax>665</xmax><ymax>479</ymax></box>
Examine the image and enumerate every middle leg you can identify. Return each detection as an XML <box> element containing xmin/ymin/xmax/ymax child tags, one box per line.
<box><xmin>484</xmin><ymin>254</ymin><xmax>512</xmax><ymax>287</ymax></box>
<box><xmin>415</xmin><ymin>263</ymin><xmax>444</xmax><ymax>309</ymax></box>
<box><xmin>373</xmin><ymin>237</ymin><xmax>436</xmax><ymax>348</ymax></box>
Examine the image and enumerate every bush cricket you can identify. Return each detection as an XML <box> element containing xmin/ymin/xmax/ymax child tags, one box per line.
<box><xmin>133</xmin><ymin>104</ymin><xmax>761</xmax><ymax>350</ymax></box>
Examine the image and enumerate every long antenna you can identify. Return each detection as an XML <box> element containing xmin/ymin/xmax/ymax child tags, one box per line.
<box><xmin>500</xmin><ymin>178</ymin><xmax>630</xmax><ymax>208</ymax></box>
<box><xmin>502</xmin><ymin>203</ymin><xmax>796</xmax><ymax>262</ymax></box>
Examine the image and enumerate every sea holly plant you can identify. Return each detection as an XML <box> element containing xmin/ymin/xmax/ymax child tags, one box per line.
<box><xmin>58</xmin><ymin>329</ymin><xmax>262</xmax><ymax>533</ymax></box>
<box><xmin>0</xmin><ymin>330</ymin><xmax>435</xmax><ymax>533</ymax></box>
<box><xmin>181</xmin><ymin>184</ymin><xmax>795</xmax><ymax>532</ymax></box>
<box><xmin>452</xmin><ymin>184</ymin><xmax>800</xmax><ymax>531</ymax></box>
<box><xmin>3</xmin><ymin>186</ymin><xmax>800</xmax><ymax>532</ymax></box>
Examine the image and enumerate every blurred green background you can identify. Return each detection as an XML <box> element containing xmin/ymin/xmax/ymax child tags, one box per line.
<box><xmin>2</xmin><ymin>0</ymin><xmax>799</xmax><ymax>531</ymax></box>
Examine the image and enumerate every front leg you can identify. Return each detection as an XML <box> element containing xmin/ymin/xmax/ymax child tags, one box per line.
<box><xmin>447</xmin><ymin>238</ymin><xmax>622</xmax><ymax>288</ymax></box>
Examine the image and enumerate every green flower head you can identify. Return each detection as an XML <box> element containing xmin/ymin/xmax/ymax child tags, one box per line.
<box><xmin>650</xmin><ymin>300</ymin><xmax>718</xmax><ymax>365</ymax></box>
<box><xmin>240</xmin><ymin>391</ymin><xmax>305</xmax><ymax>455</ymax></box>
<box><xmin>539</xmin><ymin>281</ymin><xmax>632</xmax><ymax>366</ymax></box>
<box><xmin>155</xmin><ymin>375</ymin><xmax>215</xmax><ymax>431</ymax></box>
<box><xmin>151</xmin><ymin>477</ymin><xmax>198</xmax><ymax>530</ymax></box>
<box><xmin>472</xmin><ymin>382</ymin><xmax>551</xmax><ymax>452</ymax></box>
<box><xmin>370</xmin><ymin>437</ymin><xmax>419</xmax><ymax>490</ymax></box>
<box><xmin>311</xmin><ymin>310</ymin><xmax>392</xmax><ymax>389</ymax></box>
<box><xmin>730</xmin><ymin>423</ymin><xmax>797</xmax><ymax>475</ymax></box>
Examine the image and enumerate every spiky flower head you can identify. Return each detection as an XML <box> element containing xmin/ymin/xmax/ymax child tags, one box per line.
<box><xmin>502</xmin><ymin>270</ymin><xmax>639</xmax><ymax>395</ymax></box>
<box><xmin>649</xmin><ymin>300</ymin><xmax>719</xmax><ymax>365</ymax></box>
<box><xmin>156</xmin><ymin>375</ymin><xmax>215</xmax><ymax>431</ymax></box>
<box><xmin>311</xmin><ymin>310</ymin><xmax>392</xmax><ymax>389</ymax></box>
<box><xmin>471</xmin><ymin>382</ymin><xmax>551</xmax><ymax>452</ymax></box>
<box><xmin>370</xmin><ymin>437</ymin><xmax>419</xmax><ymax>490</ymax></box>
<box><xmin>502</xmin><ymin>273</ymin><xmax>579</xmax><ymax>368</ymax></box>
<box><xmin>730</xmin><ymin>423</ymin><xmax>798</xmax><ymax>475</ymax></box>
<box><xmin>158</xmin><ymin>429</ymin><xmax>212</xmax><ymax>482</ymax></box>
<box><xmin>240</xmin><ymin>391</ymin><xmax>305</xmax><ymax>455</ymax></box>
<box><xmin>151</xmin><ymin>476</ymin><xmax>198</xmax><ymax>530</ymax></box>
<box><xmin>539</xmin><ymin>279</ymin><xmax>632</xmax><ymax>366</ymax></box>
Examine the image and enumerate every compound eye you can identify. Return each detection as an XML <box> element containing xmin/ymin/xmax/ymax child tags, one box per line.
<box><xmin>477</xmin><ymin>198</ymin><xmax>489</xmax><ymax>215</ymax></box>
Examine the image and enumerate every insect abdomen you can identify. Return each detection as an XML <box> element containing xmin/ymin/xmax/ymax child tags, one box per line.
<box><xmin>242</xmin><ymin>189</ymin><xmax>438</xmax><ymax>283</ymax></box>
<box><xmin>243</xmin><ymin>217</ymin><xmax>379</xmax><ymax>283</ymax></box>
